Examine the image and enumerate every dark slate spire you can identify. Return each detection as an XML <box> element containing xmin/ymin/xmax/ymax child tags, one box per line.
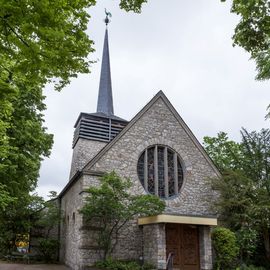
<box><xmin>96</xmin><ymin>22</ymin><xmax>114</xmax><ymax>116</ymax></box>
<box><xmin>71</xmin><ymin>11</ymin><xmax>128</xmax><ymax>150</ymax></box>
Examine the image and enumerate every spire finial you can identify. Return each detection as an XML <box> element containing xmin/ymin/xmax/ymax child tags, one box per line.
<box><xmin>104</xmin><ymin>9</ymin><xmax>112</xmax><ymax>26</ymax></box>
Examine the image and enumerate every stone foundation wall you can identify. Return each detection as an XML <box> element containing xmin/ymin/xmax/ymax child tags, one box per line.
<box><xmin>199</xmin><ymin>226</ymin><xmax>213</xmax><ymax>270</ymax></box>
<box><xmin>143</xmin><ymin>224</ymin><xmax>166</xmax><ymax>270</ymax></box>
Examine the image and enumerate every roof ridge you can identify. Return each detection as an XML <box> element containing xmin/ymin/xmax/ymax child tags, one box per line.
<box><xmin>59</xmin><ymin>91</ymin><xmax>220</xmax><ymax>198</ymax></box>
<box><xmin>82</xmin><ymin>90</ymin><xmax>220</xmax><ymax>176</ymax></box>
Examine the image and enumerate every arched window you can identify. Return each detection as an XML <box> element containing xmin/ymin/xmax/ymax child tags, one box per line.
<box><xmin>137</xmin><ymin>145</ymin><xmax>184</xmax><ymax>199</ymax></box>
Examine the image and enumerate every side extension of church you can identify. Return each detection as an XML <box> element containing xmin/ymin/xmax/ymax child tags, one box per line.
<box><xmin>58</xmin><ymin>19</ymin><xmax>219</xmax><ymax>270</ymax></box>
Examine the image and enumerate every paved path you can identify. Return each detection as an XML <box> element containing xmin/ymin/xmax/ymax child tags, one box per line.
<box><xmin>0</xmin><ymin>261</ymin><xmax>70</xmax><ymax>270</ymax></box>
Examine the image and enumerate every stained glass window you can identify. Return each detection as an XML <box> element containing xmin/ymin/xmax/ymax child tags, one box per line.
<box><xmin>147</xmin><ymin>147</ymin><xmax>155</xmax><ymax>195</ymax></box>
<box><xmin>167</xmin><ymin>149</ymin><xmax>175</xmax><ymax>197</ymax></box>
<box><xmin>137</xmin><ymin>145</ymin><xmax>184</xmax><ymax>199</ymax></box>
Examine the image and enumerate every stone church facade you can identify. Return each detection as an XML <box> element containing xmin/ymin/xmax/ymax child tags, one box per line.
<box><xmin>58</xmin><ymin>22</ymin><xmax>219</xmax><ymax>270</ymax></box>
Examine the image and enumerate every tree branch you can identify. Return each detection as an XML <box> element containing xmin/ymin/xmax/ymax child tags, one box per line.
<box><xmin>5</xmin><ymin>22</ymin><xmax>30</xmax><ymax>48</ymax></box>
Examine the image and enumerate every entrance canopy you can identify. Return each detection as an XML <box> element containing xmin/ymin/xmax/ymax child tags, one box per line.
<box><xmin>138</xmin><ymin>214</ymin><xmax>217</xmax><ymax>226</ymax></box>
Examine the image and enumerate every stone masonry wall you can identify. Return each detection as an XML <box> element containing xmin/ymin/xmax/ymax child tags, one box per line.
<box><xmin>79</xmin><ymin>175</ymin><xmax>143</xmax><ymax>268</ymax></box>
<box><xmin>60</xmin><ymin>178</ymin><xmax>85</xmax><ymax>270</ymax></box>
<box><xmin>199</xmin><ymin>226</ymin><xmax>213</xmax><ymax>270</ymax></box>
<box><xmin>60</xmin><ymin>174</ymin><xmax>144</xmax><ymax>269</ymax></box>
<box><xmin>87</xmin><ymin>97</ymin><xmax>219</xmax><ymax>216</ymax></box>
<box><xmin>80</xmin><ymin>97</ymin><xmax>219</xmax><ymax>268</ymax></box>
<box><xmin>64</xmin><ymin>96</ymin><xmax>219</xmax><ymax>269</ymax></box>
<box><xmin>69</xmin><ymin>139</ymin><xmax>106</xmax><ymax>179</ymax></box>
<box><xmin>143</xmin><ymin>224</ymin><xmax>166</xmax><ymax>270</ymax></box>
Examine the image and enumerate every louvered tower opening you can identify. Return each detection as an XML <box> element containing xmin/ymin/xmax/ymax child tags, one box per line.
<box><xmin>73</xmin><ymin>113</ymin><xmax>128</xmax><ymax>148</ymax></box>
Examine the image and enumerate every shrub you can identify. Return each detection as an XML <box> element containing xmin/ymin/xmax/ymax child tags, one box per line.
<box><xmin>95</xmin><ymin>258</ymin><xmax>154</xmax><ymax>270</ymax></box>
<box><xmin>142</xmin><ymin>262</ymin><xmax>155</xmax><ymax>270</ymax></box>
<box><xmin>38</xmin><ymin>238</ymin><xmax>59</xmax><ymax>262</ymax></box>
<box><xmin>81</xmin><ymin>172</ymin><xmax>165</xmax><ymax>260</ymax></box>
<box><xmin>212</xmin><ymin>227</ymin><xmax>239</xmax><ymax>270</ymax></box>
<box><xmin>236</xmin><ymin>265</ymin><xmax>265</xmax><ymax>270</ymax></box>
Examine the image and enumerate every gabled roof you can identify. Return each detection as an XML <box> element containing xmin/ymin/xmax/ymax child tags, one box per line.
<box><xmin>83</xmin><ymin>90</ymin><xmax>220</xmax><ymax>176</ymax></box>
<box><xmin>59</xmin><ymin>90</ymin><xmax>220</xmax><ymax>198</ymax></box>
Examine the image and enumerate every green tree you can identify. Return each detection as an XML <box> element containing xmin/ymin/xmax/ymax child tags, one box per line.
<box><xmin>35</xmin><ymin>191</ymin><xmax>61</xmax><ymax>239</ymax></box>
<box><xmin>0</xmin><ymin>0</ymin><xmax>149</xmax><ymax>243</ymax></box>
<box><xmin>0</xmin><ymin>0</ymin><xmax>97</xmax><ymax>199</ymax></box>
<box><xmin>33</xmin><ymin>191</ymin><xmax>61</xmax><ymax>262</ymax></box>
<box><xmin>203</xmin><ymin>132</ymin><xmax>243</xmax><ymax>172</ymax></box>
<box><xmin>222</xmin><ymin>0</ymin><xmax>270</xmax><ymax>80</ymax></box>
<box><xmin>210</xmin><ymin>171</ymin><xmax>260</xmax><ymax>263</ymax></box>
<box><xmin>203</xmin><ymin>128</ymin><xmax>270</xmax><ymax>263</ymax></box>
<box><xmin>0</xmin><ymin>190</ymin><xmax>61</xmax><ymax>259</ymax></box>
<box><xmin>222</xmin><ymin>1</ymin><xmax>270</xmax><ymax>120</ymax></box>
<box><xmin>119</xmin><ymin>0</ymin><xmax>148</xmax><ymax>12</ymax></box>
<box><xmin>0</xmin><ymin>192</ymin><xmax>44</xmax><ymax>254</ymax></box>
<box><xmin>80</xmin><ymin>171</ymin><xmax>165</xmax><ymax>260</ymax></box>
<box><xmin>0</xmin><ymin>184</ymin><xmax>16</xmax><ymax>211</ymax></box>
<box><xmin>0</xmin><ymin>0</ymin><xmax>150</xmax><ymax>208</ymax></box>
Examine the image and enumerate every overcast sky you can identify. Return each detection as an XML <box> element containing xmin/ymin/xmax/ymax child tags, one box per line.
<box><xmin>37</xmin><ymin>0</ymin><xmax>270</xmax><ymax>199</ymax></box>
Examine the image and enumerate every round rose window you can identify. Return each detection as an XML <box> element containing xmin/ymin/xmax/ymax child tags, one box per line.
<box><xmin>137</xmin><ymin>145</ymin><xmax>183</xmax><ymax>199</ymax></box>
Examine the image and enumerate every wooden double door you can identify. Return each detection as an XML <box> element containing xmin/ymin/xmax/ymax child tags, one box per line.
<box><xmin>166</xmin><ymin>224</ymin><xmax>200</xmax><ymax>270</ymax></box>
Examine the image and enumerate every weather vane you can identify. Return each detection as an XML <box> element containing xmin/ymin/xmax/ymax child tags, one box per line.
<box><xmin>104</xmin><ymin>9</ymin><xmax>112</xmax><ymax>26</ymax></box>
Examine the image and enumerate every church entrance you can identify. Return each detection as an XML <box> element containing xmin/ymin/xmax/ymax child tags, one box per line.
<box><xmin>166</xmin><ymin>224</ymin><xmax>200</xmax><ymax>270</ymax></box>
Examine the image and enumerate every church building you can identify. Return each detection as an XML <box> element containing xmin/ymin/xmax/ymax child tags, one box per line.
<box><xmin>58</xmin><ymin>16</ymin><xmax>219</xmax><ymax>270</ymax></box>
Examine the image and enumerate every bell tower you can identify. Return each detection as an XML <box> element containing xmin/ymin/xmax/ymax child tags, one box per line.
<box><xmin>69</xmin><ymin>12</ymin><xmax>128</xmax><ymax>179</ymax></box>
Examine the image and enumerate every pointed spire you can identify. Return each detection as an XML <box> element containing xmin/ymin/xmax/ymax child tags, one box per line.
<box><xmin>96</xmin><ymin>13</ymin><xmax>114</xmax><ymax>116</ymax></box>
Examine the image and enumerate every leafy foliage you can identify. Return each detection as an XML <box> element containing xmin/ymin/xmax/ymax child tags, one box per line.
<box><xmin>0</xmin><ymin>0</ymin><xmax>95</xmax><ymax>90</ymax></box>
<box><xmin>210</xmin><ymin>170</ymin><xmax>254</xmax><ymax>229</ymax></box>
<box><xmin>236</xmin><ymin>265</ymin><xmax>265</xmax><ymax>270</ymax></box>
<box><xmin>0</xmin><ymin>0</ymin><xmax>147</xmax><ymax>251</ymax></box>
<box><xmin>212</xmin><ymin>227</ymin><xmax>239</xmax><ymax>270</ymax></box>
<box><xmin>35</xmin><ymin>191</ymin><xmax>61</xmax><ymax>238</ymax></box>
<box><xmin>120</xmin><ymin>0</ymin><xmax>148</xmax><ymax>12</ymax></box>
<box><xmin>0</xmin><ymin>193</ymin><xmax>44</xmax><ymax>254</ymax></box>
<box><xmin>38</xmin><ymin>238</ymin><xmax>59</xmax><ymax>262</ymax></box>
<box><xmin>236</xmin><ymin>228</ymin><xmax>259</xmax><ymax>262</ymax></box>
<box><xmin>95</xmin><ymin>258</ymin><xmax>154</xmax><ymax>270</ymax></box>
<box><xmin>222</xmin><ymin>0</ymin><xmax>270</xmax><ymax>80</ymax></box>
<box><xmin>29</xmin><ymin>191</ymin><xmax>61</xmax><ymax>262</ymax></box>
<box><xmin>0</xmin><ymin>190</ymin><xmax>61</xmax><ymax>258</ymax></box>
<box><xmin>204</xmin><ymin>128</ymin><xmax>270</xmax><ymax>264</ymax></box>
<box><xmin>203</xmin><ymin>132</ymin><xmax>243</xmax><ymax>172</ymax></box>
<box><xmin>80</xmin><ymin>171</ymin><xmax>165</xmax><ymax>260</ymax></box>
<box><xmin>0</xmin><ymin>184</ymin><xmax>16</xmax><ymax>211</ymax></box>
<box><xmin>0</xmin><ymin>0</ymin><xmax>97</xmax><ymax>205</ymax></box>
